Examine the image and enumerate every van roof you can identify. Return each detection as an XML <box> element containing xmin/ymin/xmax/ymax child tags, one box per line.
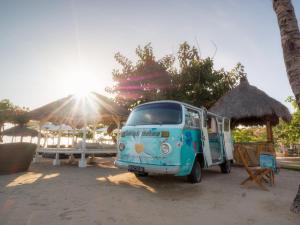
<box><xmin>135</xmin><ymin>100</ymin><xmax>229</xmax><ymax>120</ymax></box>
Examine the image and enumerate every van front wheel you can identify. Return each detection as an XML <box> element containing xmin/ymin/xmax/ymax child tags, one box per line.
<box><xmin>220</xmin><ymin>160</ymin><xmax>231</xmax><ymax>173</ymax></box>
<box><xmin>134</xmin><ymin>172</ymin><xmax>148</xmax><ymax>177</ymax></box>
<box><xmin>188</xmin><ymin>160</ymin><xmax>202</xmax><ymax>183</ymax></box>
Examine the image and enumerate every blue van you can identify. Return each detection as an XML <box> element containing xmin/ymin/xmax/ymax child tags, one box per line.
<box><xmin>115</xmin><ymin>100</ymin><xmax>233</xmax><ymax>183</ymax></box>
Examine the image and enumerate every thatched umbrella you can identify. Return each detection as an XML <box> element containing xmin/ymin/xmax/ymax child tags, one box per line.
<box><xmin>1</xmin><ymin>125</ymin><xmax>41</xmax><ymax>142</ymax></box>
<box><xmin>27</xmin><ymin>92</ymin><xmax>128</xmax><ymax>161</ymax></box>
<box><xmin>27</xmin><ymin>92</ymin><xmax>128</xmax><ymax>127</ymax></box>
<box><xmin>210</xmin><ymin>78</ymin><xmax>291</xmax><ymax>142</ymax></box>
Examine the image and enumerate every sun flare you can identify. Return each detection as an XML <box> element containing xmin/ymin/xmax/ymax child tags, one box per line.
<box><xmin>59</xmin><ymin>63</ymin><xmax>108</xmax><ymax>97</ymax></box>
<box><xmin>74</xmin><ymin>86</ymin><xmax>92</xmax><ymax>98</ymax></box>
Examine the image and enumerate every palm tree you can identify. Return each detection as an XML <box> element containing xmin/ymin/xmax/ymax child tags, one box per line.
<box><xmin>273</xmin><ymin>0</ymin><xmax>300</xmax><ymax>106</ymax></box>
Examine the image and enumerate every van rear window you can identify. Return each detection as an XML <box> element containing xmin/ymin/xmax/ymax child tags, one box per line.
<box><xmin>126</xmin><ymin>103</ymin><xmax>182</xmax><ymax>126</ymax></box>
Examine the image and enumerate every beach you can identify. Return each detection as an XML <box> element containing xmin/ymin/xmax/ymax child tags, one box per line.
<box><xmin>0</xmin><ymin>158</ymin><xmax>299</xmax><ymax>225</ymax></box>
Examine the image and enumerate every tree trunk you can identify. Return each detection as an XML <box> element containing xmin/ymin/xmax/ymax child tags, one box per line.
<box><xmin>273</xmin><ymin>0</ymin><xmax>300</xmax><ymax>105</ymax></box>
<box><xmin>291</xmin><ymin>184</ymin><xmax>300</xmax><ymax>213</ymax></box>
<box><xmin>0</xmin><ymin>123</ymin><xmax>3</xmax><ymax>143</ymax></box>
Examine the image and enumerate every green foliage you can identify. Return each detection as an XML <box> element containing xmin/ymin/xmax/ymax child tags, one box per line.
<box><xmin>0</xmin><ymin>99</ymin><xmax>28</xmax><ymax>142</ymax></box>
<box><xmin>10</xmin><ymin>107</ymin><xmax>29</xmax><ymax>126</ymax></box>
<box><xmin>107</xmin><ymin>43</ymin><xmax>174</xmax><ymax>109</ymax></box>
<box><xmin>0</xmin><ymin>99</ymin><xmax>29</xmax><ymax>132</ymax></box>
<box><xmin>0</xmin><ymin>99</ymin><xmax>14</xmax><ymax>126</ymax></box>
<box><xmin>75</xmin><ymin>130</ymin><xmax>94</xmax><ymax>139</ymax></box>
<box><xmin>273</xmin><ymin>96</ymin><xmax>300</xmax><ymax>146</ymax></box>
<box><xmin>168</xmin><ymin>42</ymin><xmax>247</xmax><ymax>108</ymax></box>
<box><xmin>108</xmin><ymin>42</ymin><xmax>246</xmax><ymax>110</ymax></box>
<box><xmin>232</xmin><ymin>127</ymin><xmax>267</xmax><ymax>143</ymax></box>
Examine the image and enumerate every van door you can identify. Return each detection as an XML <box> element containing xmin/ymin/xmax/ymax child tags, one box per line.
<box><xmin>223</xmin><ymin>118</ymin><xmax>233</xmax><ymax>160</ymax></box>
<box><xmin>208</xmin><ymin>116</ymin><xmax>223</xmax><ymax>164</ymax></box>
<box><xmin>201</xmin><ymin>110</ymin><xmax>212</xmax><ymax>167</ymax></box>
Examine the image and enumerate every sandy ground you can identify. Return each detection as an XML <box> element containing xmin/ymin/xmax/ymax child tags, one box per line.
<box><xmin>0</xmin><ymin>158</ymin><xmax>299</xmax><ymax>225</ymax></box>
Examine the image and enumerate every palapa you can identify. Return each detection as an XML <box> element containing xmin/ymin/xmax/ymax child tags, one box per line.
<box><xmin>1</xmin><ymin>126</ymin><xmax>40</xmax><ymax>137</ymax></box>
<box><xmin>210</xmin><ymin>77</ymin><xmax>291</xmax><ymax>127</ymax></box>
<box><xmin>27</xmin><ymin>92</ymin><xmax>128</xmax><ymax>127</ymax></box>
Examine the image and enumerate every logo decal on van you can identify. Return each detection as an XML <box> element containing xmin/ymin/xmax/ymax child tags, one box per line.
<box><xmin>121</xmin><ymin>130</ymin><xmax>160</xmax><ymax>137</ymax></box>
<box><xmin>184</xmin><ymin>131</ymin><xmax>192</xmax><ymax>146</ymax></box>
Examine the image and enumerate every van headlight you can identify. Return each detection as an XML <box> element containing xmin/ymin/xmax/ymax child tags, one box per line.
<box><xmin>160</xmin><ymin>143</ymin><xmax>171</xmax><ymax>155</ymax></box>
<box><xmin>119</xmin><ymin>143</ymin><xmax>125</xmax><ymax>151</ymax></box>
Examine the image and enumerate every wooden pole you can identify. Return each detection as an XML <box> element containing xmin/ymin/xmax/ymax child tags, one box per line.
<box><xmin>266</xmin><ymin>120</ymin><xmax>273</xmax><ymax>142</ymax></box>
<box><xmin>57</xmin><ymin>125</ymin><xmax>62</xmax><ymax>149</ymax></box>
<box><xmin>79</xmin><ymin>121</ymin><xmax>87</xmax><ymax>168</ymax></box>
<box><xmin>112</xmin><ymin>116</ymin><xmax>121</xmax><ymax>143</ymax></box>
<box><xmin>33</xmin><ymin>122</ymin><xmax>42</xmax><ymax>163</ymax></box>
<box><xmin>43</xmin><ymin>134</ymin><xmax>48</xmax><ymax>148</ymax></box>
<box><xmin>92</xmin><ymin>121</ymin><xmax>96</xmax><ymax>142</ymax></box>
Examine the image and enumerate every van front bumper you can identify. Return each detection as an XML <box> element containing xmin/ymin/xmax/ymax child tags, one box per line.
<box><xmin>115</xmin><ymin>160</ymin><xmax>180</xmax><ymax>175</ymax></box>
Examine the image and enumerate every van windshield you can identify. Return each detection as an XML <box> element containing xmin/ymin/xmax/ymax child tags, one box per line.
<box><xmin>126</xmin><ymin>103</ymin><xmax>182</xmax><ymax>126</ymax></box>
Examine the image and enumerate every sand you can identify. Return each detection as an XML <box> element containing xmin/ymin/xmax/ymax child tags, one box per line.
<box><xmin>0</xmin><ymin>158</ymin><xmax>299</xmax><ymax>225</ymax></box>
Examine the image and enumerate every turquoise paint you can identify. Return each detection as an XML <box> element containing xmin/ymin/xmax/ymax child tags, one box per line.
<box><xmin>177</xmin><ymin>128</ymin><xmax>202</xmax><ymax>176</ymax></box>
<box><xmin>117</xmin><ymin>127</ymin><xmax>202</xmax><ymax>176</ymax></box>
<box><xmin>115</xmin><ymin>100</ymin><xmax>234</xmax><ymax>178</ymax></box>
<box><xmin>118</xmin><ymin>127</ymin><xmax>183</xmax><ymax>168</ymax></box>
<box><xmin>118</xmin><ymin>127</ymin><xmax>202</xmax><ymax>176</ymax></box>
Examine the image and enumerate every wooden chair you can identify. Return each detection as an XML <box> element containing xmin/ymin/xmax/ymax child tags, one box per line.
<box><xmin>259</xmin><ymin>152</ymin><xmax>277</xmax><ymax>185</ymax></box>
<box><xmin>236</xmin><ymin>146</ymin><xmax>273</xmax><ymax>191</ymax></box>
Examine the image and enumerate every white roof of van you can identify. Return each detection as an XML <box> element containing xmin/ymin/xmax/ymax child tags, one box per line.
<box><xmin>134</xmin><ymin>100</ymin><xmax>228</xmax><ymax>119</ymax></box>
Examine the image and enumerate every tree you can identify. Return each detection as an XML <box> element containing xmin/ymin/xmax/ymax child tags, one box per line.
<box><xmin>107</xmin><ymin>43</ymin><xmax>175</xmax><ymax>109</ymax></box>
<box><xmin>0</xmin><ymin>99</ymin><xmax>14</xmax><ymax>142</ymax></box>
<box><xmin>273</xmin><ymin>0</ymin><xmax>300</xmax><ymax>106</ymax></box>
<box><xmin>11</xmin><ymin>106</ymin><xmax>29</xmax><ymax>127</ymax></box>
<box><xmin>0</xmin><ymin>99</ymin><xmax>14</xmax><ymax>130</ymax></box>
<box><xmin>233</xmin><ymin>127</ymin><xmax>267</xmax><ymax>143</ymax></box>
<box><xmin>0</xmin><ymin>99</ymin><xmax>30</xmax><ymax>143</ymax></box>
<box><xmin>108</xmin><ymin>42</ymin><xmax>246</xmax><ymax>110</ymax></box>
<box><xmin>273</xmin><ymin>96</ymin><xmax>300</xmax><ymax>147</ymax></box>
<box><xmin>168</xmin><ymin>42</ymin><xmax>246</xmax><ymax>108</ymax></box>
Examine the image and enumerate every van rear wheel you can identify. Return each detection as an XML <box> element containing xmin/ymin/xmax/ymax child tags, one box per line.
<box><xmin>220</xmin><ymin>160</ymin><xmax>231</xmax><ymax>173</ymax></box>
<box><xmin>188</xmin><ymin>160</ymin><xmax>202</xmax><ymax>183</ymax></box>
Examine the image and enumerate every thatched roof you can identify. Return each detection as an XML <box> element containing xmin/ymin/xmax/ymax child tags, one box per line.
<box><xmin>1</xmin><ymin>126</ymin><xmax>40</xmax><ymax>137</ymax></box>
<box><xmin>27</xmin><ymin>92</ymin><xmax>128</xmax><ymax>127</ymax></box>
<box><xmin>209</xmin><ymin>78</ymin><xmax>291</xmax><ymax>126</ymax></box>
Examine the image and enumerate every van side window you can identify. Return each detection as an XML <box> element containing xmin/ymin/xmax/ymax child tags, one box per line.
<box><xmin>217</xmin><ymin>118</ymin><xmax>223</xmax><ymax>132</ymax></box>
<box><xmin>185</xmin><ymin>108</ymin><xmax>201</xmax><ymax>128</ymax></box>
<box><xmin>224</xmin><ymin>119</ymin><xmax>230</xmax><ymax>131</ymax></box>
<box><xmin>208</xmin><ymin>116</ymin><xmax>218</xmax><ymax>133</ymax></box>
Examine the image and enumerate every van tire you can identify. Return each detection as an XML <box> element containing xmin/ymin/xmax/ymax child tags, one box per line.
<box><xmin>134</xmin><ymin>172</ymin><xmax>148</xmax><ymax>177</ymax></box>
<box><xmin>220</xmin><ymin>160</ymin><xmax>231</xmax><ymax>173</ymax></box>
<box><xmin>188</xmin><ymin>160</ymin><xmax>202</xmax><ymax>183</ymax></box>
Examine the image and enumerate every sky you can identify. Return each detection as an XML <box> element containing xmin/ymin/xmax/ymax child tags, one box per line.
<box><xmin>0</xmin><ymin>0</ymin><xmax>299</xmax><ymax>110</ymax></box>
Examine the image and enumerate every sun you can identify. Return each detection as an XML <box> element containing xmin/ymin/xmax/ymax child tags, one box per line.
<box><xmin>74</xmin><ymin>85</ymin><xmax>92</xmax><ymax>98</ymax></box>
<box><xmin>56</xmin><ymin>60</ymin><xmax>112</xmax><ymax>98</ymax></box>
